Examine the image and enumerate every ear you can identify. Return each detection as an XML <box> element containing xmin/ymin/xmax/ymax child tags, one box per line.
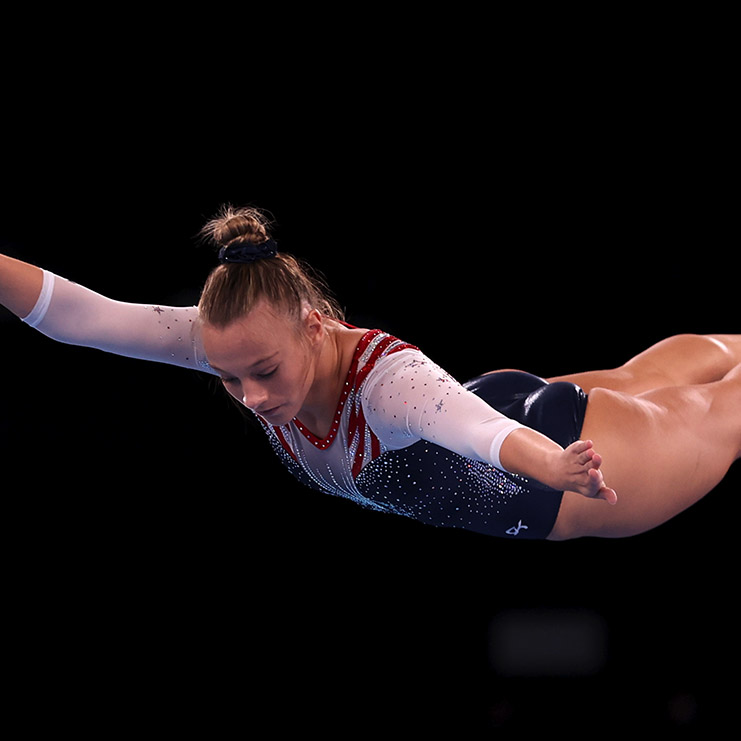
<box><xmin>303</xmin><ymin>307</ymin><xmax>324</xmax><ymax>345</ymax></box>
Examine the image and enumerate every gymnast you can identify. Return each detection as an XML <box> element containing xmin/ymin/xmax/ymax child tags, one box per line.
<box><xmin>1</xmin><ymin>206</ymin><xmax>739</xmax><ymax>541</ymax></box>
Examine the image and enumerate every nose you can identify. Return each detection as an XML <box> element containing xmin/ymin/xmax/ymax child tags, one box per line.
<box><xmin>240</xmin><ymin>380</ymin><xmax>269</xmax><ymax>411</ymax></box>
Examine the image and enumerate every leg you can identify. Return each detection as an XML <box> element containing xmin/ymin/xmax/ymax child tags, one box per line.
<box><xmin>548</xmin><ymin>364</ymin><xmax>741</xmax><ymax>540</ymax></box>
<box><xmin>547</xmin><ymin>334</ymin><xmax>741</xmax><ymax>394</ymax></box>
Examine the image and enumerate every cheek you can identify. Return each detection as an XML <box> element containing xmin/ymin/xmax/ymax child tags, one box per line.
<box><xmin>284</xmin><ymin>350</ymin><xmax>316</xmax><ymax>398</ymax></box>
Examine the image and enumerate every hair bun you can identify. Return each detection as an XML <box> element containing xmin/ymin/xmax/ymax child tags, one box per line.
<box><xmin>200</xmin><ymin>205</ymin><xmax>273</xmax><ymax>249</ymax></box>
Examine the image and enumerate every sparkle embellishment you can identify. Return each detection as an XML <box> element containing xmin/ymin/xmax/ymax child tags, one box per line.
<box><xmin>253</xmin><ymin>328</ymin><xmax>559</xmax><ymax>540</ymax></box>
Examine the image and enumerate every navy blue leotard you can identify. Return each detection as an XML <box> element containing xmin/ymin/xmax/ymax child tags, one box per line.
<box><xmin>22</xmin><ymin>275</ymin><xmax>587</xmax><ymax>541</ymax></box>
<box><xmin>258</xmin><ymin>331</ymin><xmax>588</xmax><ymax>540</ymax></box>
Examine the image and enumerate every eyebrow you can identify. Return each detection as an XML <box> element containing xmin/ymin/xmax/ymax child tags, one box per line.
<box><xmin>210</xmin><ymin>351</ymin><xmax>279</xmax><ymax>376</ymax></box>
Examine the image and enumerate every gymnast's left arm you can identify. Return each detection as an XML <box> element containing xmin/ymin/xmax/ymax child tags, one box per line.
<box><xmin>362</xmin><ymin>350</ymin><xmax>616</xmax><ymax>503</ymax></box>
<box><xmin>499</xmin><ymin>429</ymin><xmax>617</xmax><ymax>504</ymax></box>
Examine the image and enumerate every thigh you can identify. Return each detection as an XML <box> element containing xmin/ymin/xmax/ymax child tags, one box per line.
<box><xmin>549</xmin><ymin>383</ymin><xmax>738</xmax><ymax>539</ymax></box>
<box><xmin>547</xmin><ymin>334</ymin><xmax>738</xmax><ymax>394</ymax></box>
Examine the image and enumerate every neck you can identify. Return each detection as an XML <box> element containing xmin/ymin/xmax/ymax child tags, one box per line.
<box><xmin>300</xmin><ymin>323</ymin><xmax>343</xmax><ymax>408</ymax></box>
<box><xmin>298</xmin><ymin>322</ymin><xmax>358</xmax><ymax>437</ymax></box>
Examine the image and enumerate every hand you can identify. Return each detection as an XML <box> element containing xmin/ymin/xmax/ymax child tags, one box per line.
<box><xmin>558</xmin><ymin>440</ymin><xmax>617</xmax><ymax>505</ymax></box>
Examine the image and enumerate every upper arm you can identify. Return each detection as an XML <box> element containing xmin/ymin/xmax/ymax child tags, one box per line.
<box><xmin>362</xmin><ymin>350</ymin><xmax>525</xmax><ymax>470</ymax></box>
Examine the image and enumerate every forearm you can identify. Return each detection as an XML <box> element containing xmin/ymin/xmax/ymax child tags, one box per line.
<box><xmin>498</xmin><ymin>427</ymin><xmax>564</xmax><ymax>489</ymax></box>
<box><xmin>8</xmin><ymin>262</ymin><xmax>215</xmax><ymax>373</ymax></box>
<box><xmin>0</xmin><ymin>254</ymin><xmax>44</xmax><ymax>318</ymax></box>
<box><xmin>499</xmin><ymin>427</ymin><xmax>616</xmax><ymax>502</ymax></box>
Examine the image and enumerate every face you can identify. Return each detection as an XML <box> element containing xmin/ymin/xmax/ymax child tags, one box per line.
<box><xmin>201</xmin><ymin>300</ymin><xmax>322</xmax><ymax>426</ymax></box>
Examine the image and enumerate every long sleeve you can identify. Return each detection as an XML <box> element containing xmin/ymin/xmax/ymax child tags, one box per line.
<box><xmin>21</xmin><ymin>270</ymin><xmax>216</xmax><ymax>374</ymax></box>
<box><xmin>361</xmin><ymin>349</ymin><xmax>526</xmax><ymax>472</ymax></box>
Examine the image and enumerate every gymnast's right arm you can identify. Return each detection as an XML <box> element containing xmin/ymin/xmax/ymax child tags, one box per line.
<box><xmin>0</xmin><ymin>254</ymin><xmax>44</xmax><ymax>319</ymax></box>
<box><xmin>0</xmin><ymin>253</ymin><xmax>216</xmax><ymax>373</ymax></box>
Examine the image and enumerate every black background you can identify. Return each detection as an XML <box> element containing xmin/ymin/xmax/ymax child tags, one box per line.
<box><xmin>2</xmin><ymin>13</ymin><xmax>738</xmax><ymax>736</ymax></box>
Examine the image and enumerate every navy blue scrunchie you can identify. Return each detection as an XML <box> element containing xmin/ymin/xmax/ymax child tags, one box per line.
<box><xmin>218</xmin><ymin>238</ymin><xmax>278</xmax><ymax>264</ymax></box>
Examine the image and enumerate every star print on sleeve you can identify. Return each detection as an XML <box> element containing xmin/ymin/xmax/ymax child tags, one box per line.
<box><xmin>362</xmin><ymin>347</ymin><xmax>526</xmax><ymax>471</ymax></box>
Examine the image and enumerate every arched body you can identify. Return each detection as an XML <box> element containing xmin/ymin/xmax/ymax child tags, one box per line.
<box><xmin>543</xmin><ymin>334</ymin><xmax>741</xmax><ymax>538</ymax></box>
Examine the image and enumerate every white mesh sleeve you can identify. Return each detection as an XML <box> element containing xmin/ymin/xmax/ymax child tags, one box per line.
<box><xmin>361</xmin><ymin>349</ymin><xmax>526</xmax><ymax>472</ymax></box>
<box><xmin>21</xmin><ymin>270</ymin><xmax>215</xmax><ymax>374</ymax></box>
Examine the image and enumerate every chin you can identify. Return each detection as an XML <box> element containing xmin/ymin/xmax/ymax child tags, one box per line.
<box><xmin>261</xmin><ymin>405</ymin><xmax>294</xmax><ymax>425</ymax></box>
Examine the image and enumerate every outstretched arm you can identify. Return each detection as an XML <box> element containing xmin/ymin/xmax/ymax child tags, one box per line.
<box><xmin>363</xmin><ymin>349</ymin><xmax>617</xmax><ymax>504</ymax></box>
<box><xmin>499</xmin><ymin>429</ymin><xmax>617</xmax><ymax>504</ymax></box>
<box><xmin>1</xmin><ymin>254</ymin><xmax>215</xmax><ymax>373</ymax></box>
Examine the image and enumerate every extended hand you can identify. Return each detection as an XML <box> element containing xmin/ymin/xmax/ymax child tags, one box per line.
<box><xmin>559</xmin><ymin>440</ymin><xmax>617</xmax><ymax>505</ymax></box>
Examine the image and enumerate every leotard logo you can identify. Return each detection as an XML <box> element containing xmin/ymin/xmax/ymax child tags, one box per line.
<box><xmin>506</xmin><ymin>520</ymin><xmax>529</xmax><ymax>536</ymax></box>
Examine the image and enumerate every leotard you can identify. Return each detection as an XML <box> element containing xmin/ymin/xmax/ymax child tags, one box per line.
<box><xmin>22</xmin><ymin>271</ymin><xmax>587</xmax><ymax>539</ymax></box>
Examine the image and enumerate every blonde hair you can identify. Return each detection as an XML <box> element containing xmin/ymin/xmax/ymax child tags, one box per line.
<box><xmin>198</xmin><ymin>205</ymin><xmax>344</xmax><ymax>328</ymax></box>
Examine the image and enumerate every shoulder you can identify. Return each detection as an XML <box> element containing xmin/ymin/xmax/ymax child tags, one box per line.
<box><xmin>360</xmin><ymin>345</ymin><xmax>457</xmax><ymax>401</ymax></box>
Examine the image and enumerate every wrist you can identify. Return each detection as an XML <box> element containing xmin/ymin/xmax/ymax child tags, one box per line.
<box><xmin>499</xmin><ymin>428</ymin><xmax>566</xmax><ymax>488</ymax></box>
<box><xmin>543</xmin><ymin>448</ymin><xmax>567</xmax><ymax>490</ymax></box>
<box><xmin>0</xmin><ymin>254</ymin><xmax>44</xmax><ymax>318</ymax></box>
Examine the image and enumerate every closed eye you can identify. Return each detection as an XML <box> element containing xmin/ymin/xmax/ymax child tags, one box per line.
<box><xmin>256</xmin><ymin>366</ymin><xmax>278</xmax><ymax>379</ymax></box>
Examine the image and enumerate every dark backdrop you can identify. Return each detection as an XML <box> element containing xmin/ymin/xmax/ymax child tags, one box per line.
<box><xmin>2</xmin><ymin>27</ymin><xmax>737</xmax><ymax>735</ymax></box>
